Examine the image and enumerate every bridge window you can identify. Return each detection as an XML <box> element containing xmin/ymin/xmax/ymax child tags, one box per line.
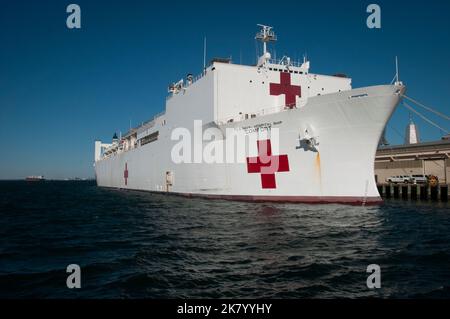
<box><xmin>140</xmin><ymin>131</ymin><xmax>159</xmax><ymax>146</ymax></box>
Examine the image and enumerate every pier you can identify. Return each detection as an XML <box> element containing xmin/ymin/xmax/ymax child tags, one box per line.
<box><xmin>377</xmin><ymin>183</ymin><xmax>449</xmax><ymax>201</ymax></box>
<box><xmin>375</xmin><ymin>137</ymin><xmax>450</xmax><ymax>201</ymax></box>
<box><xmin>375</xmin><ymin>139</ymin><xmax>450</xmax><ymax>186</ymax></box>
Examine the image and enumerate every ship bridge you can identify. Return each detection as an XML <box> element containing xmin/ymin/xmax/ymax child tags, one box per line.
<box><xmin>95</xmin><ymin>25</ymin><xmax>352</xmax><ymax>162</ymax></box>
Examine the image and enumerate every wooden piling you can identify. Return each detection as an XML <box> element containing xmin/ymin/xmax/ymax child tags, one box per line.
<box><xmin>385</xmin><ymin>185</ymin><xmax>391</xmax><ymax>198</ymax></box>
<box><xmin>411</xmin><ymin>185</ymin><xmax>418</xmax><ymax>200</ymax></box>
<box><xmin>402</xmin><ymin>186</ymin><xmax>408</xmax><ymax>200</ymax></box>
<box><xmin>420</xmin><ymin>186</ymin><xmax>428</xmax><ymax>200</ymax></box>
<box><xmin>441</xmin><ymin>185</ymin><xmax>448</xmax><ymax>202</ymax></box>
<box><xmin>393</xmin><ymin>185</ymin><xmax>399</xmax><ymax>198</ymax></box>
<box><xmin>377</xmin><ymin>183</ymin><xmax>449</xmax><ymax>202</ymax></box>
<box><xmin>430</xmin><ymin>186</ymin><xmax>438</xmax><ymax>201</ymax></box>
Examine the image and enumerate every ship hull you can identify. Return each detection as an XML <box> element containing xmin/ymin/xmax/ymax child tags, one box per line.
<box><xmin>95</xmin><ymin>84</ymin><xmax>404</xmax><ymax>205</ymax></box>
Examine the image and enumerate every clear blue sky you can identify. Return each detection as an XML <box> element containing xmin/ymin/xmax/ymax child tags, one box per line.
<box><xmin>0</xmin><ymin>0</ymin><xmax>449</xmax><ymax>179</ymax></box>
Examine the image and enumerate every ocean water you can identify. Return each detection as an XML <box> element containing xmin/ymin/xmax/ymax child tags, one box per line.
<box><xmin>0</xmin><ymin>180</ymin><xmax>449</xmax><ymax>299</ymax></box>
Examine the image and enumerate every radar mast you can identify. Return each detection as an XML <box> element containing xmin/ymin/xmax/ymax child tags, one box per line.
<box><xmin>255</xmin><ymin>24</ymin><xmax>277</xmax><ymax>66</ymax></box>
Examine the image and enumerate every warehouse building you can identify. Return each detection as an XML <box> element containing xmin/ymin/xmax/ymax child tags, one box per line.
<box><xmin>375</xmin><ymin>137</ymin><xmax>450</xmax><ymax>184</ymax></box>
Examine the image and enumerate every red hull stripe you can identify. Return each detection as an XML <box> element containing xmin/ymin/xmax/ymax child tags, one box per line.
<box><xmin>101</xmin><ymin>186</ymin><xmax>383</xmax><ymax>206</ymax></box>
<box><xmin>171</xmin><ymin>193</ymin><xmax>383</xmax><ymax>205</ymax></box>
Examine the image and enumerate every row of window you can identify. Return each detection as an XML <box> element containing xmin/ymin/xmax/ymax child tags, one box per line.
<box><xmin>268</xmin><ymin>68</ymin><xmax>304</xmax><ymax>74</ymax></box>
<box><xmin>140</xmin><ymin>131</ymin><xmax>159</xmax><ymax>146</ymax></box>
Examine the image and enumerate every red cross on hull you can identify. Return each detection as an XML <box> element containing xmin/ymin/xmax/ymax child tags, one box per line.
<box><xmin>246</xmin><ymin>139</ymin><xmax>290</xmax><ymax>189</ymax></box>
<box><xmin>270</xmin><ymin>72</ymin><xmax>301</xmax><ymax>108</ymax></box>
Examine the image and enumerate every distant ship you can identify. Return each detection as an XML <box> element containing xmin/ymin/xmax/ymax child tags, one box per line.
<box><xmin>25</xmin><ymin>176</ymin><xmax>45</xmax><ymax>182</ymax></box>
<box><xmin>94</xmin><ymin>25</ymin><xmax>405</xmax><ymax>204</ymax></box>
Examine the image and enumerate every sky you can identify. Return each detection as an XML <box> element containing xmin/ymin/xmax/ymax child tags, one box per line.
<box><xmin>0</xmin><ymin>0</ymin><xmax>449</xmax><ymax>179</ymax></box>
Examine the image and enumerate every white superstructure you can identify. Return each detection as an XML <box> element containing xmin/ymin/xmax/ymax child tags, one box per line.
<box><xmin>94</xmin><ymin>25</ymin><xmax>405</xmax><ymax>204</ymax></box>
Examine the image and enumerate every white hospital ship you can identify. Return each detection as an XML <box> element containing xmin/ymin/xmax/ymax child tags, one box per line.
<box><xmin>94</xmin><ymin>25</ymin><xmax>405</xmax><ymax>204</ymax></box>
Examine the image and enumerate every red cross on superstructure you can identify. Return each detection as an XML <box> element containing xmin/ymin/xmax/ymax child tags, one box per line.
<box><xmin>270</xmin><ymin>72</ymin><xmax>301</xmax><ymax>108</ymax></box>
<box><xmin>124</xmin><ymin>163</ymin><xmax>129</xmax><ymax>186</ymax></box>
<box><xmin>246</xmin><ymin>139</ymin><xmax>290</xmax><ymax>189</ymax></box>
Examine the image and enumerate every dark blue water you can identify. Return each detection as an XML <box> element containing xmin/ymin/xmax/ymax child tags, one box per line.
<box><xmin>0</xmin><ymin>180</ymin><xmax>449</xmax><ymax>298</ymax></box>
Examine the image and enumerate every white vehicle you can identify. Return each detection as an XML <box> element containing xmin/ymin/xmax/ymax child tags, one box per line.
<box><xmin>411</xmin><ymin>174</ymin><xmax>428</xmax><ymax>184</ymax></box>
<box><xmin>386</xmin><ymin>175</ymin><xmax>412</xmax><ymax>184</ymax></box>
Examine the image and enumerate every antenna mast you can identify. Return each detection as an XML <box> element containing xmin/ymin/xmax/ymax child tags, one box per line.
<box><xmin>395</xmin><ymin>56</ymin><xmax>402</xmax><ymax>85</ymax></box>
<box><xmin>396</xmin><ymin>56</ymin><xmax>399</xmax><ymax>82</ymax></box>
<box><xmin>203</xmin><ymin>37</ymin><xmax>207</xmax><ymax>71</ymax></box>
<box><xmin>255</xmin><ymin>24</ymin><xmax>277</xmax><ymax>66</ymax></box>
